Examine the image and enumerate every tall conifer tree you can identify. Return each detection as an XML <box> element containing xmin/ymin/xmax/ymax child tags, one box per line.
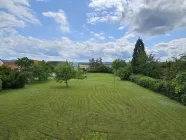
<box><xmin>132</xmin><ymin>38</ymin><xmax>147</xmax><ymax>73</ymax></box>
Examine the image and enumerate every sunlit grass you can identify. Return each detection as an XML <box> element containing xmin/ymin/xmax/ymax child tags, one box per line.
<box><xmin>0</xmin><ymin>73</ymin><xmax>185</xmax><ymax>140</ymax></box>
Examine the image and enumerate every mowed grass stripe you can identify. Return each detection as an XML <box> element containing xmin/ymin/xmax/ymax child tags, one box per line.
<box><xmin>0</xmin><ymin>73</ymin><xmax>186</xmax><ymax>140</ymax></box>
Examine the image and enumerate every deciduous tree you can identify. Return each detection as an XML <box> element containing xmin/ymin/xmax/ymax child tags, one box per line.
<box><xmin>54</xmin><ymin>61</ymin><xmax>74</xmax><ymax>87</ymax></box>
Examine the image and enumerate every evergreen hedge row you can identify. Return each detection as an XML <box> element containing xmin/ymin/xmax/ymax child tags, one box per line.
<box><xmin>129</xmin><ymin>74</ymin><xmax>185</xmax><ymax>105</ymax></box>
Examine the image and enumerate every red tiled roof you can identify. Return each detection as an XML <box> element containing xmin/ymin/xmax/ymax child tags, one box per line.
<box><xmin>4</xmin><ymin>62</ymin><xmax>20</xmax><ymax>69</ymax></box>
<box><xmin>34</xmin><ymin>60</ymin><xmax>39</xmax><ymax>63</ymax></box>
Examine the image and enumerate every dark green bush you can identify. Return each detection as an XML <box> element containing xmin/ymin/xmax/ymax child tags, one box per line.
<box><xmin>164</xmin><ymin>81</ymin><xmax>176</xmax><ymax>99</ymax></box>
<box><xmin>0</xmin><ymin>78</ymin><xmax>2</xmax><ymax>91</ymax></box>
<box><xmin>0</xmin><ymin>66</ymin><xmax>26</xmax><ymax>89</ymax></box>
<box><xmin>129</xmin><ymin>74</ymin><xmax>142</xmax><ymax>83</ymax></box>
<box><xmin>180</xmin><ymin>94</ymin><xmax>186</xmax><ymax>105</ymax></box>
<box><xmin>9</xmin><ymin>70</ymin><xmax>26</xmax><ymax>89</ymax></box>
<box><xmin>88</xmin><ymin>65</ymin><xmax>112</xmax><ymax>73</ymax></box>
<box><xmin>0</xmin><ymin>66</ymin><xmax>12</xmax><ymax>89</ymax></box>
<box><xmin>154</xmin><ymin>81</ymin><xmax>166</xmax><ymax>93</ymax></box>
<box><xmin>129</xmin><ymin>75</ymin><xmax>167</xmax><ymax>93</ymax></box>
<box><xmin>129</xmin><ymin>74</ymin><xmax>186</xmax><ymax>105</ymax></box>
<box><xmin>118</xmin><ymin>67</ymin><xmax>131</xmax><ymax>80</ymax></box>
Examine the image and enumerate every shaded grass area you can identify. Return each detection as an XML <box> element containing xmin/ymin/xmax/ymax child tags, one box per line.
<box><xmin>0</xmin><ymin>73</ymin><xmax>185</xmax><ymax>140</ymax></box>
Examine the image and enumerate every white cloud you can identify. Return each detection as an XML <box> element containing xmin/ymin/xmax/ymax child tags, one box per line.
<box><xmin>0</xmin><ymin>11</ymin><xmax>25</xmax><ymax>28</ymax></box>
<box><xmin>1</xmin><ymin>31</ymin><xmax>186</xmax><ymax>62</ymax></box>
<box><xmin>0</xmin><ymin>0</ymin><xmax>40</xmax><ymax>24</ymax></box>
<box><xmin>0</xmin><ymin>0</ymin><xmax>40</xmax><ymax>39</ymax></box>
<box><xmin>43</xmin><ymin>9</ymin><xmax>70</xmax><ymax>33</ymax></box>
<box><xmin>123</xmin><ymin>32</ymin><xmax>136</xmax><ymax>39</ymax></box>
<box><xmin>0</xmin><ymin>33</ymin><xmax>134</xmax><ymax>62</ymax></box>
<box><xmin>109</xmin><ymin>36</ymin><xmax>115</xmax><ymax>39</ymax></box>
<box><xmin>165</xmin><ymin>34</ymin><xmax>171</xmax><ymax>36</ymax></box>
<box><xmin>88</xmin><ymin>0</ymin><xmax>186</xmax><ymax>35</ymax></box>
<box><xmin>36</xmin><ymin>0</ymin><xmax>49</xmax><ymax>2</ymax></box>
<box><xmin>118</xmin><ymin>26</ymin><xmax>124</xmax><ymax>30</ymax></box>
<box><xmin>93</xmin><ymin>32</ymin><xmax>105</xmax><ymax>40</ymax></box>
<box><xmin>89</xmin><ymin>0</ymin><xmax>124</xmax><ymax>12</ymax></box>
<box><xmin>87</xmin><ymin>0</ymin><xmax>124</xmax><ymax>24</ymax></box>
<box><xmin>151</xmin><ymin>38</ymin><xmax>186</xmax><ymax>61</ymax></box>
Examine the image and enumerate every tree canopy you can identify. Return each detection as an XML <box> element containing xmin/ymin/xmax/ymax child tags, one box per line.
<box><xmin>15</xmin><ymin>57</ymin><xmax>34</xmax><ymax>71</ymax></box>
<box><xmin>54</xmin><ymin>61</ymin><xmax>74</xmax><ymax>87</ymax></box>
<box><xmin>112</xmin><ymin>59</ymin><xmax>126</xmax><ymax>72</ymax></box>
<box><xmin>131</xmin><ymin>38</ymin><xmax>147</xmax><ymax>74</ymax></box>
<box><xmin>33</xmin><ymin>61</ymin><xmax>52</xmax><ymax>81</ymax></box>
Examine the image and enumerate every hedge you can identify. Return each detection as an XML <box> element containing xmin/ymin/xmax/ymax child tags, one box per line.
<box><xmin>0</xmin><ymin>78</ymin><xmax>2</xmax><ymax>91</ymax></box>
<box><xmin>88</xmin><ymin>65</ymin><xmax>112</xmax><ymax>73</ymax></box>
<box><xmin>129</xmin><ymin>74</ymin><xmax>185</xmax><ymax>105</ymax></box>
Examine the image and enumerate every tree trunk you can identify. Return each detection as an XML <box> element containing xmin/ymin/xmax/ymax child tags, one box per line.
<box><xmin>65</xmin><ymin>80</ymin><xmax>68</xmax><ymax>87</ymax></box>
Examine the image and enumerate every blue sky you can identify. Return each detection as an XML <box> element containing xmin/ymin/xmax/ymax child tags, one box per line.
<box><xmin>0</xmin><ymin>0</ymin><xmax>186</xmax><ymax>62</ymax></box>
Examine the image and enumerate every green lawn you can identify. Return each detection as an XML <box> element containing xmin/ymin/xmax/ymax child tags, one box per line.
<box><xmin>0</xmin><ymin>73</ymin><xmax>186</xmax><ymax>140</ymax></box>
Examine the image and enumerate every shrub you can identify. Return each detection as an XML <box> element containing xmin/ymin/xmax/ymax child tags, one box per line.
<box><xmin>88</xmin><ymin>65</ymin><xmax>112</xmax><ymax>73</ymax></box>
<box><xmin>180</xmin><ymin>94</ymin><xmax>186</xmax><ymax>105</ymax></box>
<box><xmin>0</xmin><ymin>66</ymin><xmax>26</xmax><ymax>89</ymax></box>
<box><xmin>172</xmin><ymin>72</ymin><xmax>186</xmax><ymax>94</ymax></box>
<box><xmin>154</xmin><ymin>81</ymin><xmax>166</xmax><ymax>93</ymax></box>
<box><xmin>9</xmin><ymin>70</ymin><xmax>26</xmax><ymax>89</ymax></box>
<box><xmin>0</xmin><ymin>78</ymin><xmax>2</xmax><ymax>91</ymax></box>
<box><xmin>0</xmin><ymin>66</ymin><xmax>12</xmax><ymax>89</ymax></box>
<box><xmin>129</xmin><ymin>74</ymin><xmax>142</xmax><ymax>83</ymax></box>
<box><xmin>129</xmin><ymin>75</ymin><xmax>173</xmax><ymax>95</ymax></box>
<box><xmin>128</xmin><ymin>74</ymin><xmax>186</xmax><ymax>105</ymax></box>
<box><xmin>118</xmin><ymin>67</ymin><xmax>131</xmax><ymax>80</ymax></box>
<box><xmin>164</xmin><ymin>81</ymin><xmax>176</xmax><ymax>99</ymax></box>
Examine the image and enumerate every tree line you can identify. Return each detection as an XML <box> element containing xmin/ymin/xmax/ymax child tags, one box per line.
<box><xmin>0</xmin><ymin>58</ymin><xmax>85</xmax><ymax>90</ymax></box>
<box><xmin>0</xmin><ymin>39</ymin><xmax>185</xmax><ymax>105</ymax></box>
<box><xmin>111</xmin><ymin>38</ymin><xmax>186</xmax><ymax>105</ymax></box>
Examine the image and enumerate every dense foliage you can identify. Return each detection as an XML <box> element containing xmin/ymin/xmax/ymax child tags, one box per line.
<box><xmin>33</xmin><ymin>61</ymin><xmax>53</xmax><ymax>81</ymax></box>
<box><xmin>15</xmin><ymin>57</ymin><xmax>34</xmax><ymax>82</ymax></box>
<box><xmin>0</xmin><ymin>66</ymin><xmax>26</xmax><ymax>89</ymax></box>
<box><xmin>118</xmin><ymin>64</ymin><xmax>132</xmax><ymax>80</ymax></box>
<box><xmin>0</xmin><ymin>57</ymin><xmax>53</xmax><ymax>91</ymax></box>
<box><xmin>129</xmin><ymin>74</ymin><xmax>186</xmax><ymax>104</ymax></box>
<box><xmin>172</xmin><ymin>72</ymin><xmax>186</xmax><ymax>105</ymax></box>
<box><xmin>75</xmin><ymin>65</ymin><xmax>86</xmax><ymax>79</ymax></box>
<box><xmin>131</xmin><ymin>38</ymin><xmax>147</xmax><ymax>74</ymax></box>
<box><xmin>54</xmin><ymin>61</ymin><xmax>75</xmax><ymax>87</ymax></box>
<box><xmin>88</xmin><ymin>57</ymin><xmax>112</xmax><ymax>73</ymax></box>
<box><xmin>112</xmin><ymin>59</ymin><xmax>126</xmax><ymax>71</ymax></box>
<box><xmin>112</xmin><ymin>38</ymin><xmax>186</xmax><ymax>105</ymax></box>
<box><xmin>0</xmin><ymin>78</ymin><xmax>2</xmax><ymax>91</ymax></box>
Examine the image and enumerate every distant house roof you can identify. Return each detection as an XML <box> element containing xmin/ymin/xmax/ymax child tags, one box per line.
<box><xmin>79</xmin><ymin>64</ymin><xmax>89</xmax><ymax>69</ymax></box>
<box><xmin>4</xmin><ymin>62</ymin><xmax>20</xmax><ymax>69</ymax></box>
<box><xmin>34</xmin><ymin>60</ymin><xmax>39</xmax><ymax>63</ymax></box>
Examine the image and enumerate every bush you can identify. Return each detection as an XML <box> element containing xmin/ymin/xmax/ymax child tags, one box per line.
<box><xmin>0</xmin><ymin>78</ymin><xmax>2</xmax><ymax>91</ymax></box>
<box><xmin>129</xmin><ymin>75</ymin><xmax>173</xmax><ymax>95</ymax></box>
<box><xmin>164</xmin><ymin>81</ymin><xmax>176</xmax><ymax>99</ymax></box>
<box><xmin>9</xmin><ymin>70</ymin><xmax>26</xmax><ymax>89</ymax></box>
<box><xmin>118</xmin><ymin>67</ymin><xmax>131</xmax><ymax>80</ymax></box>
<box><xmin>154</xmin><ymin>81</ymin><xmax>166</xmax><ymax>93</ymax></box>
<box><xmin>128</xmin><ymin>74</ymin><xmax>186</xmax><ymax>105</ymax></box>
<box><xmin>88</xmin><ymin>65</ymin><xmax>112</xmax><ymax>73</ymax></box>
<box><xmin>0</xmin><ymin>66</ymin><xmax>12</xmax><ymax>89</ymax></box>
<box><xmin>180</xmin><ymin>94</ymin><xmax>186</xmax><ymax>105</ymax></box>
<box><xmin>129</xmin><ymin>74</ymin><xmax>141</xmax><ymax>83</ymax></box>
<box><xmin>0</xmin><ymin>66</ymin><xmax>26</xmax><ymax>89</ymax></box>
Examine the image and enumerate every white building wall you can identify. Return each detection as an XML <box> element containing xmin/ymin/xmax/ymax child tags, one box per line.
<box><xmin>0</xmin><ymin>60</ymin><xmax>3</xmax><ymax>66</ymax></box>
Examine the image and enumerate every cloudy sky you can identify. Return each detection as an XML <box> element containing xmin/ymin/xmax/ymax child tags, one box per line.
<box><xmin>0</xmin><ymin>0</ymin><xmax>186</xmax><ymax>62</ymax></box>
